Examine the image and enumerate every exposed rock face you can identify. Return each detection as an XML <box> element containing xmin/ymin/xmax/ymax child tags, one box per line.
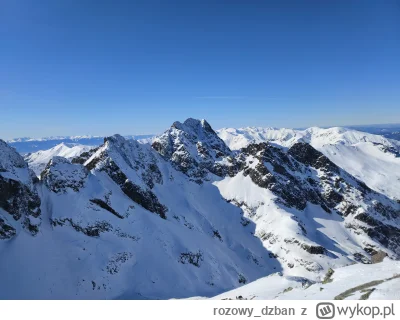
<box><xmin>288</xmin><ymin>142</ymin><xmax>339</xmax><ymax>174</ymax></box>
<box><xmin>354</xmin><ymin>213</ymin><xmax>400</xmax><ymax>255</ymax></box>
<box><xmin>0</xmin><ymin>140</ymin><xmax>41</xmax><ymax>237</ymax></box>
<box><xmin>51</xmin><ymin>217</ymin><xmax>113</xmax><ymax>237</ymax></box>
<box><xmin>41</xmin><ymin>156</ymin><xmax>88</xmax><ymax>193</ymax></box>
<box><xmin>371</xmin><ymin>250</ymin><xmax>388</xmax><ymax>264</ymax></box>
<box><xmin>240</xmin><ymin>142</ymin><xmax>330</xmax><ymax>211</ymax></box>
<box><xmin>152</xmin><ymin>118</ymin><xmax>237</xmax><ymax>180</ymax></box>
<box><xmin>89</xmin><ymin>199</ymin><xmax>124</xmax><ymax>219</ymax></box>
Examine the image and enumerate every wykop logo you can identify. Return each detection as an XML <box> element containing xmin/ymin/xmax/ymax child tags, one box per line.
<box><xmin>316</xmin><ymin>303</ymin><xmax>335</xmax><ymax>319</ymax></box>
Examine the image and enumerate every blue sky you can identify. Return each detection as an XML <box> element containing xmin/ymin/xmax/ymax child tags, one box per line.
<box><xmin>1</xmin><ymin>0</ymin><xmax>399</xmax><ymax>139</ymax></box>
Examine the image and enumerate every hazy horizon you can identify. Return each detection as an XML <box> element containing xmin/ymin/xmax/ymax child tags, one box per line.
<box><xmin>3</xmin><ymin>119</ymin><xmax>400</xmax><ymax>141</ymax></box>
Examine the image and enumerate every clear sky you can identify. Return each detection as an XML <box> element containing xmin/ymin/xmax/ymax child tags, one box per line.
<box><xmin>1</xmin><ymin>0</ymin><xmax>400</xmax><ymax>139</ymax></box>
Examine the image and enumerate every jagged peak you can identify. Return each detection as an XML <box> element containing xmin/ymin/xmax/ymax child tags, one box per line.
<box><xmin>151</xmin><ymin>119</ymin><xmax>236</xmax><ymax>179</ymax></box>
<box><xmin>104</xmin><ymin>134</ymin><xmax>127</xmax><ymax>146</ymax></box>
<box><xmin>170</xmin><ymin>118</ymin><xmax>216</xmax><ymax>138</ymax></box>
<box><xmin>154</xmin><ymin>118</ymin><xmax>232</xmax><ymax>156</ymax></box>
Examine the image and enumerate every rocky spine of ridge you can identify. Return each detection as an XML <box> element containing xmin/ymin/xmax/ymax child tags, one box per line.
<box><xmin>85</xmin><ymin>135</ymin><xmax>167</xmax><ymax>218</ymax></box>
<box><xmin>0</xmin><ymin>140</ymin><xmax>41</xmax><ymax>238</ymax></box>
<box><xmin>71</xmin><ymin>146</ymin><xmax>100</xmax><ymax>164</ymax></box>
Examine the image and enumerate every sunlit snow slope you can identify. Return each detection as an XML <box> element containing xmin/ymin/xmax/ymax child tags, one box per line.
<box><xmin>207</xmin><ymin>258</ymin><xmax>400</xmax><ymax>300</ymax></box>
<box><xmin>25</xmin><ymin>143</ymin><xmax>93</xmax><ymax>176</ymax></box>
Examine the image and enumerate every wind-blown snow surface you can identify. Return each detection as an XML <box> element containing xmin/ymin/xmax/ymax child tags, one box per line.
<box><xmin>25</xmin><ymin>143</ymin><xmax>93</xmax><ymax>176</ymax></box>
<box><xmin>218</xmin><ymin>127</ymin><xmax>400</xmax><ymax>200</ymax></box>
<box><xmin>1</xmin><ymin>119</ymin><xmax>400</xmax><ymax>300</ymax></box>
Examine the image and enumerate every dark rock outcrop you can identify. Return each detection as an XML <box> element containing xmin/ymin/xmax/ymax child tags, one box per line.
<box><xmin>288</xmin><ymin>142</ymin><xmax>339</xmax><ymax>174</ymax></box>
<box><xmin>51</xmin><ymin>217</ymin><xmax>112</xmax><ymax>237</ymax></box>
<box><xmin>0</xmin><ymin>140</ymin><xmax>41</xmax><ymax>237</ymax></box>
<box><xmin>355</xmin><ymin>213</ymin><xmax>400</xmax><ymax>255</ymax></box>
<box><xmin>0</xmin><ymin>218</ymin><xmax>16</xmax><ymax>239</ymax></box>
<box><xmin>90</xmin><ymin>199</ymin><xmax>124</xmax><ymax>219</ymax></box>
<box><xmin>240</xmin><ymin>142</ymin><xmax>329</xmax><ymax>211</ymax></box>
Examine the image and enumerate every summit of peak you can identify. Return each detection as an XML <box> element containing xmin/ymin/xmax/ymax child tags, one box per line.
<box><xmin>103</xmin><ymin>134</ymin><xmax>128</xmax><ymax>147</ymax></box>
<box><xmin>152</xmin><ymin>118</ymin><xmax>234</xmax><ymax>179</ymax></box>
<box><xmin>170</xmin><ymin>118</ymin><xmax>214</xmax><ymax>134</ymax></box>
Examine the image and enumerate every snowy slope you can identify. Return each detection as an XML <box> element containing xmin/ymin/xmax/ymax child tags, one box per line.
<box><xmin>25</xmin><ymin>143</ymin><xmax>93</xmax><ymax>176</ymax></box>
<box><xmin>0</xmin><ymin>132</ymin><xmax>280</xmax><ymax>299</ymax></box>
<box><xmin>208</xmin><ymin>258</ymin><xmax>400</xmax><ymax>300</ymax></box>
<box><xmin>217</xmin><ymin>127</ymin><xmax>299</xmax><ymax>150</ymax></box>
<box><xmin>218</xmin><ymin>127</ymin><xmax>400</xmax><ymax>200</ymax></box>
<box><xmin>214</xmin><ymin>141</ymin><xmax>400</xmax><ymax>280</ymax></box>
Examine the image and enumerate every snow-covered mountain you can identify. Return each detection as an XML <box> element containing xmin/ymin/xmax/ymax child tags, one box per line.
<box><xmin>25</xmin><ymin>143</ymin><xmax>94</xmax><ymax>176</ymax></box>
<box><xmin>1</xmin><ymin>119</ymin><xmax>399</xmax><ymax>299</ymax></box>
<box><xmin>218</xmin><ymin>127</ymin><xmax>400</xmax><ymax>200</ymax></box>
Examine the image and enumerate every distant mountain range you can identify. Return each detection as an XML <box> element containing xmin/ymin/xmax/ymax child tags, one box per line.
<box><xmin>6</xmin><ymin>124</ymin><xmax>400</xmax><ymax>155</ymax></box>
<box><xmin>7</xmin><ymin>135</ymin><xmax>155</xmax><ymax>154</ymax></box>
<box><xmin>346</xmin><ymin>124</ymin><xmax>400</xmax><ymax>141</ymax></box>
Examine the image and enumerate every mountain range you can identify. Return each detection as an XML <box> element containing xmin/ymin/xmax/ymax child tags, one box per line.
<box><xmin>1</xmin><ymin>119</ymin><xmax>399</xmax><ymax>299</ymax></box>
<box><xmin>7</xmin><ymin>123</ymin><xmax>400</xmax><ymax>155</ymax></box>
<box><xmin>7</xmin><ymin>135</ymin><xmax>154</xmax><ymax>154</ymax></box>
